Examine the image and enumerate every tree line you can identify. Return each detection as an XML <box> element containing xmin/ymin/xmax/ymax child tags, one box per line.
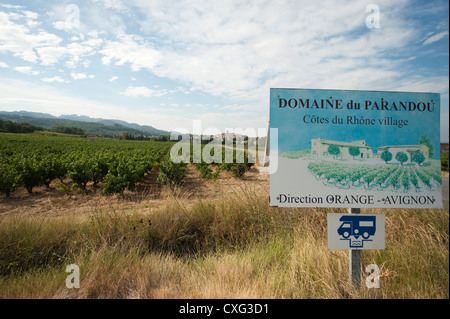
<box><xmin>0</xmin><ymin>120</ymin><xmax>86</xmax><ymax>135</ymax></box>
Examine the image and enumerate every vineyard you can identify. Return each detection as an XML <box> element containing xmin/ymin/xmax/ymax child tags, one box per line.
<box><xmin>307</xmin><ymin>160</ymin><xmax>442</xmax><ymax>192</ymax></box>
<box><xmin>0</xmin><ymin>133</ymin><xmax>254</xmax><ymax>198</ymax></box>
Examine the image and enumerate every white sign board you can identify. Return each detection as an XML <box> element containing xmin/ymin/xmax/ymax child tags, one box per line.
<box><xmin>269</xmin><ymin>88</ymin><xmax>443</xmax><ymax>209</ymax></box>
<box><xmin>328</xmin><ymin>213</ymin><xmax>385</xmax><ymax>250</ymax></box>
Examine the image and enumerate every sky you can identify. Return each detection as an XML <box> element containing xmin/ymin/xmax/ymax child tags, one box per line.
<box><xmin>0</xmin><ymin>0</ymin><xmax>448</xmax><ymax>140</ymax></box>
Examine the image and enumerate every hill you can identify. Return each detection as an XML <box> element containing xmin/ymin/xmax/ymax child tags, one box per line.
<box><xmin>0</xmin><ymin>111</ymin><xmax>170</xmax><ymax>137</ymax></box>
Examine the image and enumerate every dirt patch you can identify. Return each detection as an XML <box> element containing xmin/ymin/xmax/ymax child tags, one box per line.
<box><xmin>0</xmin><ymin>164</ymin><xmax>269</xmax><ymax>219</ymax></box>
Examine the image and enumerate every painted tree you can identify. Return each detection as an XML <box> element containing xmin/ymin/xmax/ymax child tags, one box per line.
<box><xmin>412</xmin><ymin>151</ymin><xmax>425</xmax><ymax>166</ymax></box>
<box><xmin>419</xmin><ymin>134</ymin><xmax>434</xmax><ymax>158</ymax></box>
<box><xmin>328</xmin><ymin>144</ymin><xmax>340</xmax><ymax>159</ymax></box>
<box><xmin>380</xmin><ymin>150</ymin><xmax>393</xmax><ymax>164</ymax></box>
<box><xmin>395</xmin><ymin>152</ymin><xmax>408</xmax><ymax>166</ymax></box>
<box><xmin>348</xmin><ymin>146</ymin><xmax>360</xmax><ymax>160</ymax></box>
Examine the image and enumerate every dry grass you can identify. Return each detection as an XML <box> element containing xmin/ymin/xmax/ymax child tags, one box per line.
<box><xmin>0</xmin><ymin>169</ymin><xmax>448</xmax><ymax>299</ymax></box>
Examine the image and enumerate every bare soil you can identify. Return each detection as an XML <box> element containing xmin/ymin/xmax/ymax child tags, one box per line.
<box><xmin>0</xmin><ymin>164</ymin><xmax>269</xmax><ymax>219</ymax></box>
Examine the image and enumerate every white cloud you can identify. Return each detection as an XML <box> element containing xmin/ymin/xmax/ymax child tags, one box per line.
<box><xmin>113</xmin><ymin>0</ymin><xmax>420</xmax><ymax>104</ymax></box>
<box><xmin>120</xmin><ymin>86</ymin><xmax>168</xmax><ymax>97</ymax></box>
<box><xmin>70</xmin><ymin>72</ymin><xmax>95</xmax><ymax>80</ymax></box>
<box><xmin>70</xmin><ymin>72</ymin><xmax>87</xmax><ymax>80</ymax></box>
<box><xmin>0</xmin><ymin>7</ymin><xmax>101</xmax><ymax>68</ymax></box>
<box><xmin>91</xmin><ymin>0</ymin><xmax>128</xmax><ymax>12</ymax></box>
<box><xmin>0</xmin><ymin>62</ymin><xmax>8</xmax><ymax>68</ymax></box>
<box><xmin>0</xmin><ymin>11</ymin><xmax>62</xmax><ymax>63</ymax></box>
<box><xmin>423</xmin><ymin>31</ymin><xmax>449</xmax><ymax>46</ymax></box>
<box><xmin>41</xmin><ymin>76</ymin><xmax>67</xmax><ymax>83</ymax></box>
<box><xmin>21</xmin><ymin>10</ymin><xmax>39</xmax><ymax>20</ymax></box>
<box><xmin>389</xmin><ymin>75</ymin><xmax>450</xmax><ymax>95</ymax></box>
<box><xmin>52</xmin><ymin>21</ymin><xmax>70</xmax><ymax>31</ymax></box>
<box><xmin>0</xmin><ymin>4</ymin><xmax>25</xmax><ymax>9</ymax></box>
<box><xmin>109</xmin><ymin>75</ymin><xmax>119</xmax><ymax>82</ymax></box>
<box><xmin>100</xmin><ymin>34</ymin><xmax>161</xmax><ymax>71</ymax></box>
<box><xmin>36</xmin><ymin>46</ymin><xmax>68</xmax><ymax>66</ymax></box>
<box><xmin>64</xmin><ymin>40</ymin><xmax>99</xmax><ymax>68</ymax></box>
<box><xmin>121</xmin><ymin>86</ymin><xmax>153</xmax><ymax>97</ymax></box>
<box><xmin>13</xmin><ymin>66</ymin><xmax>40</xmax><ymax>75</ymax></box>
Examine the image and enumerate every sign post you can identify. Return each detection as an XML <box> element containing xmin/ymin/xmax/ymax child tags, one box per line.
<box><xmin>328</xmin><ymin>212</ymin><xmax>385</xmax><ymax>289</ymax></box>
<box><xmin>348</xmin><ymin>208</ymin><xmax>361</xmax><ymax>289</ymax></box>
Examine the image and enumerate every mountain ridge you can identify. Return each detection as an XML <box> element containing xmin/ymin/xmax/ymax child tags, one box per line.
<box><xmin>0</xmin><ymin>111</ymin><xmax>170</xmax><ymax>137</ymax></box>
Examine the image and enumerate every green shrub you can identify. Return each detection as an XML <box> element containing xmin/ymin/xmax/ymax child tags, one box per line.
<box><xmin>16</xmin><ymin>156</ymin><xmax>44</xmax><ymax>193</ymax></box>
<box><xmin>56</xmin><ymin>181</ymin><xmax>78</xmax><ymax>193</ymax></box>
<box><xmin>157</xmin><ymin>157</ymin><xmax>187</xmax><ymax>187</ymax></box>
<box><xmin>103</xmin><ymin>158</ymin><xmax>146</xmax><ymax>195</ymax></box>
<box><xmin>68</xmin><ymin>159</ymin><xmax>91</xmax><ymax>191</ymax></box>
<box><xmin>229</xmin><ymin>163</ymin><xmax>248</xmax><ymax>178</ymax></box>
<box><xmin>220</xmin><ymin>149</ymin><xmax>254</xmax><ymax>179</ymax></box>
<box><xmin>195</xmin><ymin>162</ymin><xmax>213</xmax><ymax>179</ymax></box>
<box><xmin>441</xmin><ymin>152</ymin><xmax>449</xmax><ymax>172</ymax></box>
<box><xmin>0</xmin><ymin>163</ymin><xmax>21</xmax><ymax>198</ymax></box>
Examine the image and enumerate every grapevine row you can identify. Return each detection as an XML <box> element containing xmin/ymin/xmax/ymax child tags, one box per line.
<box><xmin>0</xmin><ymin>134</ymin><xmax>255</xmax><ymax>198</ymax></box>
<box><xmin>0</xmin><ymin>134</ymin><xmax>173</xmax><ymax>197</ymax></box>
<box><xmin>307</xmin><ymin>160</ymin><xmax>441</xmax><ymax>192</ymax></box>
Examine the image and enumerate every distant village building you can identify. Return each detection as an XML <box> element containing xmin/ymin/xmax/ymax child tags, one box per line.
<box><xmin>86</xmin><ymin>134</ymin><xmax>98</xmax><ymax>140</ymax></box>
<box><xmin>441</xmin><ymin>143</ymin><xmax>449</xmax><ymax>153</ymax></box>
<box><xmin>311</xmin><ymin>138</ymin><xmax>373</xmax><ymax>160</ymax></box>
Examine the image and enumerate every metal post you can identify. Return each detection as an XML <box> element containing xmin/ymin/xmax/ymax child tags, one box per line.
<box><xmin>348</xmin><ymin>208</ymin><xmax>361</xmax><ymax>289</ymax></box>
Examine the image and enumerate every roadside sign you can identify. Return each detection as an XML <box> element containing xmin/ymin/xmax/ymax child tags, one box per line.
<box><xmin>269</xmin><ymin>88</ymin><xmax>442</xmax><ymax>209</ymax></box>
<box><xmin>328</xmin><ymin>213</ymin><xmax>385</xmax><ymax>250</ymax></box>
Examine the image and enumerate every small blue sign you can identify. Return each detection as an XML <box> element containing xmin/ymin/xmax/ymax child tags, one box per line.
<box><xmin>337</xmin><ymin>215</ymin><xmax>376</xmax><ymax>248</ymax></box>
<box><xmin>328</xmin><ymin>213</ymin><xmax>385</xmax><ymax>250</ymax></box>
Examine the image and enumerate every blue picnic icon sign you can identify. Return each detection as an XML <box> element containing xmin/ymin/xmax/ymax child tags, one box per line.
<box><xmin>328</xmin><ymin>213</ymin><xmax>385</xmax><ymax>250</ymax></box>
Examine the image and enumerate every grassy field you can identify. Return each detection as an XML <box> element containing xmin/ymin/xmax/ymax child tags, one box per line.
<box><xmin>0</xmin><ymin>166</ymin><xmax>448</xmax><ymax>299</ymax></box>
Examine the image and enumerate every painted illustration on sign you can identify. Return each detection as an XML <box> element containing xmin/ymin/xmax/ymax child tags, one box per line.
<box><xmin>270</xmin><ymin>88</ymin><xmax>442</xmax><ymax>209</ymax></box>
<box><xmin>304</xmin><ymin>136</ymin><xmax>441</xmax><ymax>193</ymax></box>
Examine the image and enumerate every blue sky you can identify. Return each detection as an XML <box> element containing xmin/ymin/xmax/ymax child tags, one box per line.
<box><xmin>0</xmin><ymin>0</ymin><xmax>448</xmax><ymax>140</ymax></box>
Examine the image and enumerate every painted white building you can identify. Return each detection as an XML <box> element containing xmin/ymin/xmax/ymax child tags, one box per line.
<box><xmin>310</xmin><ymin>137</ymin><xmax>430</xmax><ymax>164</ymax></box>
<box><xmin>311</xmin><ymin>138</ymin><xmax>373</xmax><ymax>160</ymax></box>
